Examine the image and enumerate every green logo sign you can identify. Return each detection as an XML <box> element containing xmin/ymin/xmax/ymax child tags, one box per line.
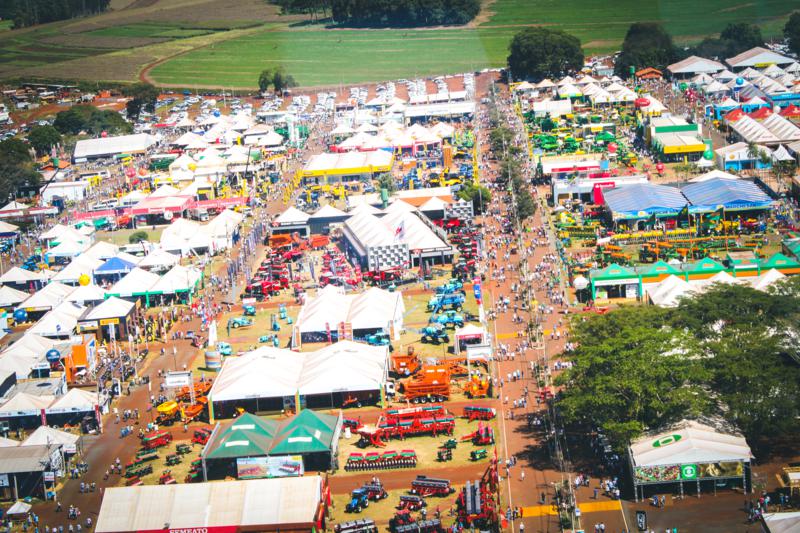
<box><xmin>680</xmin><ymin>464</ymin><xmax>698</xmax><ymax>480</ymax></box>
<box><xmin>652</xmin><ymin>434</ymin><xmax>682</xmax><ymax>448</ymax></box>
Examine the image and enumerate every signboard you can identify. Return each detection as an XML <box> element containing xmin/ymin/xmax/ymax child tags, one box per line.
<box><xmin>44</xmin><ymin>472</ymin><xmax>55</xmax><ymax>482</ymax></box>
<box><xmin>78</xmin><ymin>321</ymin><xmax>98</xmax><ymax>332</ymax></box>
<box><xmin>164</xmin><ymin>371</ymin><xmax>192</xmax><ymax>388</ymax></box>
<box><xmin>680</xmin><ymin>464</ymin><xmax>698</xmax><ymax>480</ymax></box>
<box><xmin>236</xmin><ymin>456</ymin><xmax>304</xmax><ymax>479</ymax></box>
<box><xmin>636</xmin><ymin>511</ymin><xmax>647</xmax><ymax>531</ymax></box>
<box><xmin>99</xmin><ymin>318</ymin><xmax>120</xmax><ymax>326</ymax></box>
<box><xmin>466</xmin><ymin>343</ymin><xmax>492</xmax><ymax>364</ymax></box>
<box><xmin>0</xmin><ymin>474</ymin><xmax>8</xmax><ymax>487</ymax></box>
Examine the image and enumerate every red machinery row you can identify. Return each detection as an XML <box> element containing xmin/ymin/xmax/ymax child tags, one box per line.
<box><xmin>355</xmin><ymin>405</ymin><xmax>455</xmax><ymax>448</ymax></box>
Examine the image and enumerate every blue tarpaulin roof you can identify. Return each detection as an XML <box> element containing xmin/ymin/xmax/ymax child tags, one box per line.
<box><xmin>603</xmin><ymin>183</ymin><xmax>688</xmax><ymax>220</ymax></box>
<box><xmin>95</xmin><ymin>256</ymin><xmax>136</xmax><ymax>275</ymax></box>
<box><xmin>681</xmin><ymin>178</ymin><xmax>772</xmax><ymax>212</ymax></box>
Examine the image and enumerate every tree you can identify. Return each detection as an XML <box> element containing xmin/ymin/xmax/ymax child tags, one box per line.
<box><xmin>54</xmin><ymin>108</ymin><xmax>87</xmax><ymax>135</ymax></box>
<box><xmin>123</xmin><ymin>83</ymin><xmax>159</xmax><ymax>120</ymax></box>
<box><xmin>27</xmin><ymin>126</ymin><xmax>62</xmax><ymax>157</ymax></box>
<box><xmin>376</xmin><ymin>172</ymin><xmax>396</xmax><ymax>193</ymax></box>
<box><xmin>129</xmin><ymin>230</ymin><xmax>149</xmax><ymax>244</ymax></box>
<box><xmin>258</xmin><ymin>68</ymin><xmax>275</xmax><ymax>93</ymax></box>
<box><xmin>272</xmin><ymin>68</ymin><xmax>298</xmax><ymax>94</ymax></box>
<box><xmin>457</xmin><ymin>183</ymin><xmax>491</xmax><ymax>214</ymax></box>
<box><xmin>507</xmin><ymin>27</ymin><xmax>584</xmax><ymax>81</ymax></box>
<box><xmin>54</xmin><ymin>105</ymin><xmax>131</xmax><ymax>136</ymax></box>
<box><xmin>720</xmin><ymin>23</ymin><xmax>763</xmax><ymax>56</ymax></box>
<box><xmin>0</xmin><ymin>163</ymin><xmax>41</xmax><ymax>203</ymax></box>
<box><xmin>489</xmin><ymin>125</ymin><xmax>515</xmax><ymax>154</ymax></box>
<box><xmin>615</xmin><ymin>22</ymin><xmax>676</xmax><ymax>78</ymax></box>
<box><xmin>556</xmin><ymin>306</ymin><xmax>710</xmax><ymax>449</ymax></box>
<box><xmin>327</xmin><ymin>0</ymin><xmax>479</xmax><ymax>27</ymax></box>
<box><xmin>514</xmin><ymin>188</ymin><xmax>536</xmax><ymax>221</ymax></box>
<box><xmin>0</xmin><ymin>138</ymin><xmax>32</xmax><ymax>166</ymax></box>
<box><xmin>786</xmin><ymin>11</ymin><xmax>800</xmax><ymax>56</ymax></box>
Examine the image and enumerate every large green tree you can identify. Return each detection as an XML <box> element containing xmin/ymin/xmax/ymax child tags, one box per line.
<box><xmin>615</xmin><ymin>22</ymin><xmax>676</xmax><ymax>77</ymax></box>
<box><xmin>27</xmin><ymin>125</ymin><xmax>62</xmax><ymax>157</ymax></box>
<box><xmin>123</xmin><ymin>83</ymin><xmax>159</xmax><ymax>121</ymax></box>
<box><xmin>507</xmin><ymin>27</ymin><xmax>584</xmax><ymax>82</ymax></box>
<box><xmin>785</xmin><ymin>11</ymin><xmax>800</xmax><ymax>56</ymax></box>
<box><xmin>0</xmin><ymin>138</ymin><xmax>32</xmax><ymax>166</ymax></box>
<box><xmin>720</xmin><ymin>23</ymin><xmax>763</xmax><ymax>55</ymax></box>
<box><xmin>556</xmin><ymin>306</ymin><xmax>710</xmax><ymax>449</ymax></box>
<box><xmin>457</xmin><ymin>183</ymin><xmax>491</xmax><ymax>215</ymax></box>
<box><xmin>0</xmin><ymin>163</ymin><xmax>41</xmax><ymax>202</ymax></box>
<box><xmin>54</xmin><ymin>105</ymin><xmax>131</xmax><ymax>136</ymax></box>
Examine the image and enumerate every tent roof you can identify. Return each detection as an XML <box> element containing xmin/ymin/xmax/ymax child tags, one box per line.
<box><xmin>73</xmin><ymin>133</ymin><xmax>155</xmax><ymax>159</ymax></box>
<box><xmin>726</xmin><ymin>46</ymin><xmax>794</xmax><ymax>68</ymax></box>
<box><xmin>83</xmin><ymin>241</ymin><xmax>120</xmax><ymax>261</ymax></box>
<box><xmin>0</xmin><ymin>267</ymin><xmax>44</xmax><ymax>284</ymax></box>
<box><xmin>0</xmin><ymin>221</ymin><xmax>19</xmax><ymax>234</ymax></box>
<box><xmin>668</xmin><ymin>55</ymin><xmax>724</xmax><ymax>74</ymax></box>
<box><xmin>82</xmin><ymin>297</ymin><xmax>135</xmax><ymax>321</ymax></box>
<box><xmin>0</xmin><ymin>444</ymin><xmax>52</xmax><ymax>473</ymax></box>
<box><xmin>309</xmin><ymin>204</ymin><xmax>347</xmax><ymax>219</ymax></box>
<box><xmin>630</xmin><ymin>419</ymin><xmax>752</xmax><ymax>468</ymax></box>
<box><xmin>138</xmin><ymin>249</ymin><xmax>180</xmax><ymax>269</ymax></box>
<box><xmin>28</xmin><ymin>302</ymin><xmax>85</xmax><ymax>337</ymax></box>
<box><xmin>0</xmin><ymin>285</ymin><xmax>29</xmax><ymax>307</ymax></box>
<box><xmin>204</xmin><ymin>412</ymin><xmax>279</xmax><ymax>460</ymax></box>
<box><xmin>96</xmin><ymin>256</ymin><xmax>136</xmax><ymax>275</ymax></box>
<box><xmin>381</xmin><ymin>210</ymin><xmax>451</xmax><ymax>252</ymax></box>
<box><xmin>688</xmin><ymin>169</ymin><xmax>741</xmax><ymax>183</ymax></box>
<box><xmin>603</xmin><ymin>183</ymin><xmax>687</xmax><ymax>216</ymax></box>
<box><xmin>51</xmin><ymin>255</ymin><xmax>104</xmax><ymax>283</ymax></box>
<box><xmin>95</xmin><ymin>476</ymin><xmax>322</xmax><ymax>533</ymax></box>
<box><xmin>110</xmin><ymin>268</ymin><xmax>160</xmax><ymax>296</ymax></box>
<box><xmin>762</xmin><ymin>512</ymin><xmax>800</xmax><ymax>533</ymax></box>
<box><xmin>681</xmin><ymin>178</ymin><xmax>772</xmax><ymax>210</ymax></box>
<box><xmin>274</xmin><ymin>207</ymin><xmax>310</xmax><ymax>226</ymax></box>
<box><xmin>418</xmin><ymin>196</ymin><xmax>449</xmax><ymax>211</ymax></box>
<box><xmin>0</xmin><ymin>392</ymin><xmax>55</xmax><ymax>415</ymax></box>
<box><xmin>270</xmin><ymin>410</ymin><xmax>339</xmax><ymax>455</ymax></box>
<box><xmin>149</xmin><ymin>265</ymin><xmax>202</xmax><ymax>294</ymax></box>
<box><xmin>18</xmin><ymin>282</ymin><xmax>75</xmax><ymax>311</ymax></box>
<box><xmin>22</xmin><ymin>425</ymin><xmax>80</xmax><ymax>447</ymax></box>
<box><xmin>65</xmin><ymin>283</ymin><xmax>108</xmax><ymax>304</ymax></box>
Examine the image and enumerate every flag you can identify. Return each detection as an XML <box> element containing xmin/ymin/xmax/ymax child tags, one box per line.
<box><xmin>394</xmin><ymin>220</ymin><xmax>405</xmax><ymax>241</ymax></box>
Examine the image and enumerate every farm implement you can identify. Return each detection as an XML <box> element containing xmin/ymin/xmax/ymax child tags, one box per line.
<box><xmin>390</xmin><ymin>514</ymin><xmax>444</xmax><ymax>533</ymax></box>
<box><xmin>345</xmin><ymin>482</ymin><xmax>389</xmax><ymax>513</ymax></box>
<box><xmin>455</xmin><ymin>457</ymin><xmax>500</xmax><ymax>530</ymax></box>
<box><xmin>335</xmin><ymin>519</ymin><xmax>378</xmax><ymax>533</ymax></box>
<box><xmin>140</xmin><ymin>430</ymin><xmax>173</xmax><ymax>450</ymax></box>
<box><xmin>397</xmin><ymin>495</ymin><xmax>426</xmax><ymax>511</ymax></box>
<box><xmin>410</xmin><ymin>476</ymin><xmax>456</xmax><ymax>497</ymax></box>
<box><xmin>461</xmin><ymin>423</ymin><xmax>494</xmax><ymax>446</ymax></box>
<box><xmin>463</xmin><ymin>406</ymin><xmax>496</xmax><ymax>421</ymax></box>
<box><xmin>345</xmin><ymin>450</ymin><xmax>417</xmax><ymax>471</ymax></box>
<box><xmin>357</xmin><ymin>406</ymin><xmax>455</xmax><ymax>447</ymax></box>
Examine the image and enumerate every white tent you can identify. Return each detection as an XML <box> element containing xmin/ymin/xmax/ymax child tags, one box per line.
<box><xmin>22</xmin><ymin>425</ymin><xmax>81</xmax><ymax>447</ymax></box>
<box><xmin>109</xmin><ymin>268</ymin><xmax>160</xmax><ymax>297</ymax></box>
<box><xmin>688</xmin><ymin>169</ymin><xmax>741</xmax><ymax>183</ymax></box>
<box><xmin>0</xmin><ymin>267</ymin><xmax>44</xmax><ymax>286</ymax></box>
<box><xmin>630</xmin><ymin>419</ymin><xmax>752</xmax><ymax>468</ymax></box>
<box><xmin>0</xmin><ymin>392</ymin><xmax>55</xmax><ymax>416</ymax></box>
<box><xmin>204</xmin><ymin>209</ymin><xmax>245</xmax><ymax>251</ymax></box>
<box><xmin>0</xmin><ymin>436</ymin><xmax>18</xmax><ymax>447</ymax></box>
<box><xmin>750</xmin><ymin>268</ymin><xmax>785</xmax><ymax>291</ymax></box>
<box><xmin>47</xmin><ymin>238</ymin><xmax>89</xmax><ymax>259</ymax></box>
<box><xmin>82</xmin><ymin>296</ymin><xmax>135</xmax><ymax>321</ymax></box>
<box><xmin>51</xmin><ymin>254</ymin><xmax>104</xmax><ymax>284</ymax></box>
<box><xmin>209</xmin><ymin>341</ymin><xmax>388</xmax><ymax>403</ymax></box>
<box><xmin>83</xmin><ymin>241</ymin><xmax>120</xmax><ymax>261</ymax></box>
<box><xmin>381</xmin><ymin>210</ymin><xmax>451</xmax><ymax>252</ymax></box>
<box><xmin>762</xmin><ymin>512</ymin><xmax>800</xmax><ymax>533</ymax></box>
<box><xmin>138</xmin><ymin>249</ymin><xmax>180</xmax><ymax>271</ymax></box>
<box><xmin>645</xmin><ymin>275</ymin><xmax>695</xmax><ymax>307</ymax></box>
<box><xmin>28</xmin><ymin>301</ymin><xmax>85</xmax><ymax>337</ymax></box>
<box><xmin>66</xmin><ymin>283</ymin><xmax>108</xmax><ymax>305</ymax></box>
<box><xmin>149</xmin><ymin>265</ymin><xmax>202</xmax><ymax>294</ymax></box>
<box><xmin>17</xmin><ymin>281</ymin><xmax>75</xmax><ymax>312</ymax></box>
<box><xmin>274</xmin><ymin>206</ymin><xmax>311</xmax><ymax>226</ymax></box>
<box><xmin>160</xmin><ymin>218</ymin><xmax>211</xmax><ymax>255</ymax></box>
<box><xmin>0</xmin><ymin>285</ymin><xmax>29</xmax><ymax>308</ymax></box>
<box><xmin>47</xmin><ymin>388</ymin><xmax>98</xmax><ymax>413</ymax></box>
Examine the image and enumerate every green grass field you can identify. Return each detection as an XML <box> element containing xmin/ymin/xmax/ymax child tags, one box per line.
<box><xmin>2</xmin><ymin>0</ymin><xmax>800</xmax><ymax>87</ymax></box>
<box><xmin>148</xmin><ymin>0</ymin><xmax>800</xmax><ymax>88</ymax></box>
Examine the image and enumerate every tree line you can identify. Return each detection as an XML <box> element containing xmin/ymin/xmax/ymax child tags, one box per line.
<box><xmin>0</xmin><ymin>0</ymin><xmax>110</xmax><ymax>29</ymax></box>
<box><xmin>271</xmin><ymin>0</ymin><xmax>480</xmax><ymax>27</ymax></box>
<box><xmin>555</xmin><ymin>279</ymin><xmax>800</xmax><ymax>455</ymax></box>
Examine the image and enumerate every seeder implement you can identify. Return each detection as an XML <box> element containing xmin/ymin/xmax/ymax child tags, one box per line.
<box><xmin>463</xmin><ymin>406</ymin><xmax>496</xmax><ymax>421</ymax></box>
<box><xmin>410</xmin><ymin>475</ymin><xmax>455</xmax><ymax>497</ymax></box>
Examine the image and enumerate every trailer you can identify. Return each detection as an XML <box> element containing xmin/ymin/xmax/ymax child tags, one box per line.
<box><xmin>401</xmin><ymin>365</ymin><xmax>450</xmax><ymax>403</ymax></box>
<box><xmin>410</xmin><ymin>476</ymin><xmax>455</xmax><ymax>497</ymax></box>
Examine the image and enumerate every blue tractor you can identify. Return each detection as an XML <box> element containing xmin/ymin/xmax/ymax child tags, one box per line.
<box><xmin>364</xmin><ymin>331</ymin><xmax>393</xmax><ymax>351</ymax></box>
<box><xmin>243</xmin><ymin>305</ymin><xmax>256</xmax><ymax>316</ymax></box>
<box><xmin>420</xmin><ymin>324</ymin><xmax>450</xmax><ymax>345</ymax></box>
<box><xmin>426</xmin><ymin>293</ymin><xmax>465</xmax><ymax>313</ymax></box>
<box><xmin>430</xmin><ymin>310</ymin><xmax>464</xmax><ymax>329</ymax></box>
<box><xmin>435</xmin><ymin>279</ymin><xmax>464</xmax><ymax>295</ymax></box>
<box><xmin>345</xmin><ymin>488</ymin><xmax>371</xmax><ymax>513</ymax></box>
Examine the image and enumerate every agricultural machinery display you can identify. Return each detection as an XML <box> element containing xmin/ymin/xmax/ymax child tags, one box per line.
<box><xmin>140</xmin><ymin>430</ymin><xmax>173</xmax><ymax>450</ymax></box>
<box><xmin>455</xmin><ymin>458</ymin><xmax>500</xmax><ymax>530</ymax></box>
<box><xmin>335</xmin><ymin>519</ymin><xmax>378</xmax><ymax>533</ymax></box>
<box><xmin>227</xmin><ymin>316</ymin><xmax>253</xmax><ymax>329</ymax></box>
<box><xmin>463</xmin><ymin>406</ymin><xmax>496</xmax><ymax>421</ymax></box>
<box><xmin>427</xmin><ymin>293</ymin><xmax>465</xmax><ymax>312</ymax></box>
<box><xmin>397</xmin><ymin>495</ymin><xmax>426</xmax><ymax>512</ymax></box>
<box><xmin>345</xmin><ymin>482</ymin><xmax>388</xmax><ymax>513</ymax></box>
<box><xmin>462</xmin><ymin>424</ymin><xmax>494</xmax><ymax>446</ymax></box>
<box><xmin>470</xmin><ymin>449</ymin><xmax>488</xmax><ymax>461</ymax></box>
<box><xmin>345</xmin><ymin>450</ymin><xmax>418</xmax><ymax>471</ymax></box>
<box><xmin>410</xmin><ymin>476</ymin><xmax>456</xmax><ymax>497</ymax></box>
<box><xmin>420</xmin><ymin>324</ymin><xmax>449</xmax><ymax>345</ymax></box>
<box><xmin>399</xmin><ymin>365</ymin><xmax>451</xmax><ymax>403</ymax></box>
<box><xmin>429</xmin><ymin>310</ymin><xmax>464</xmax><ymax>329</ymax></box>
<box><xmin>357</xmin><ymin>406</ymin><xmax>454</xmax><ymax>447</ymax></box>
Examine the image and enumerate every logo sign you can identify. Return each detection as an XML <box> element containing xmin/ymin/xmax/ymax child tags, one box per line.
<box><xmin>636</xmin><ymin>511</ymin><xmax>647</xmax><ymax>531</ymax></box>
<box><xmin>680</xmin><ymin>464</ymin><xmax>698</xmax><ymax>480</ymax></box>
<box><xmin>652</xmin><ymin>434</ymin><xmax>682</xmax><ymax>448</ymax></box>
<box><xmin>44</xmin><ymin>472</ymin><xmax>55</xmax><ymax>482</ymax></box>
<box><xmin>164</xmin><ymin>371</ymin><xmax>192</xmax><ymax>388</ymax></box>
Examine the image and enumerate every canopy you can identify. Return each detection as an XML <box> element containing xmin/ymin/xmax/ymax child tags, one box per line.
<box><xmin>109</xmin><ymin>268</ymin><xmax>160</xmax><ymax>297</ymax></box>
<box><xmin>138</xmin><ymin>249</ymin><xmax>180</xmax><ymax>271</ymax></box>
<box><xmin>28</xmin><ymin>302</ymin><xmax>85</xmax><ymax>337</ymax></box>
<box><xmin>645</xmin><ymin>275</ymin><xmax>694</xmax><ymax>307</ymax></box>
<box><xmin>295</xmin><ymin>286</ymin><xmax>404</xmax><ymax>335</ymax></box>
<box><xmin>204</xmin><ymin>413</ymin><xmax>279</xmax><ymax>460</ymax></box>
<box><xmin>269</xmin><ymin>410</ymin><xmax>339</xmax><ymax>455</ymax></box>
<box><xmin>83</xmin><ymin>241</ymin><xmax>120</xmax><ymax>261</ymax></box>
<box><xmin>149</xmin><ymin>265</ymin><xmax>202</xmax><ymax>294</ymax></box>
<box><xmin>95</xmin><ymin>257</ymin><xmax>136</xmax><ymax>276</ymax></box>
<box><xmin>0</xmin><ymin>285</ymin><xmax>29</xmax><ymax>308</ymax></box>
<box><xmin>630</xmin><ymin>419</ymin><xmax>752</xmax><ymax>469</ymax></box>
<box><xmin>66</xmin><ymin>284</ymin><xmax>108</xmax><ymax>305</ymax></box>
<box><xmin>681</xmin><ymin>178</ymin><xmax>772</xmax><ymax>212</ymax></box>
<box><xmin>0</xmin><ymin>392</ymin><xmax>55</xmax><ymax>416</ymax></box>
<box><xmin>604</xmin><ymin>183</ymin><xmax>687</xmax><ymax>219</ymax></box>
<box><xmin>17</xmin><ymin>282</ymin><xmax>75</xmax><ymax>312</ymax></box>
<box><xmin>274</xmin><ymin>207</ymin><xmax>310</xmax><ymax>226</ymax></box>
<box><xmin>0</xmin><ymin>267</ymin><xmax>44</xmax><ymax>285</ymax></box>
<box><xmin>81</xmin><ymin>296</ymin><xmax>135</xmax><ymax>321</ymax></box>
<box><xmin>22</xmin><ymin>425</ymin><xmax>80</xmax><ymax>447</ymax></box>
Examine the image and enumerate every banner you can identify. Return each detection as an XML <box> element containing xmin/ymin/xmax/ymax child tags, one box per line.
<box><xmin>236</xmin><ymin>456</ymin><xmax>304</xmax><ymax>479</ymax></box>
<box><xmin>635</xmin><ymin>461</ymin><xmax>744</xmax><ymax>483</ymax></box>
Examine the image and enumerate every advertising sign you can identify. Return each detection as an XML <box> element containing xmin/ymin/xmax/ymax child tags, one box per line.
<box><xmin>636</xmin><ymin>511</ymin><xmax>647</xmax><ymax>531</ymax></box>
<box><xmin>236</xmin><ymin>456</ymin><xmax>304</xmax><ymax>479</ymax></box>
<box><xmin>164</xmin><ymin>371</ymin><xmax>192</xmax><ymax>388</ymax></box>
<box><xmin>680</xmin><ymin>464</ymin><xmax>698</xmax><ymax>480</ymax></box>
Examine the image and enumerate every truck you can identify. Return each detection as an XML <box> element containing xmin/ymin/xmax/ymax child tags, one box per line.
<box><xmin>400</xmin><ymin>365</ymin><xmax>450</xmax><ymax>403</ymax></box>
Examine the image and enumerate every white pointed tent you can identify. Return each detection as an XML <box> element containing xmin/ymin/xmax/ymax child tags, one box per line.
<box><xmin>0</xmin><ymin>267</ymin><xmax>45</xmax><ymax>286</ymax></box>
<box><xmin>149</xmin><ymin>265</ymin><xmax>203</xmax><ymax>295</ymax></box>
<box><xmin>66</xmin><ymin>284</ymin><xmax>108</xmax><ymax>305</ymax></box>
<box><xmin>0</xmin><ymin>392</ymin><xmax>55</xmax><ymax>416</ymax></box>
<box><xmin>22</xmin><ymin>425</ymin><xmax>81</xmax><ymax>448</ymax></box>
<box><xmin>17</xmin><ymin>282</ymin><xmax>75</xmax><ymax>312</ymax></box>
<box><xmin>28</xmin><ymin>301</ymin><xmax>86</xmax><ymax>337</ymax></box>
<box><xmin>109</xmin><ymin>268</ymin><xmax>160</xmax><ymax>298</ymax></box>
<box><xmin>51</xmin><ymin>254</ymin><xmax>104</xmax><ymax>284</ymax></box>
<box><xmin>83</xmin><ymin>241</ymin><xmax>120</xmax><ymax>261</ymax></box>
<box><xmin>0</xmin><ymin>285</ymin><xmax>28</xmax><ymax>308</ymax></box>
<box><xmin>138</xmin><ymin>249</ymin><xmax>180</xmax><ymax>271</ymax></box>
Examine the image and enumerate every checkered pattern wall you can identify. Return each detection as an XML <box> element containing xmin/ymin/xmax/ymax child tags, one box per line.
<box><xmin>367</xmin><ymin>243</ymin><xmax>409</xmax><ymax>271</ymax></box>
<box><xmin>445</xmin><ymin>199</ymin><xmax>474</xmax><ymax>220</ymax></box>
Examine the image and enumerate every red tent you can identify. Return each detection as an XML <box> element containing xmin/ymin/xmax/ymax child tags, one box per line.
<box><xmin>748</xmin><ymin>107</ymin><xmax>773</xmax><ymax>120</ymax></box>
<box><xmin>724</xmin><ymin>108</ymin><xmax>745</xmax><ymax>122</ymax></box>
<box><xmin>779</xmin><ymin>104</ymin><xmax>800</xmax><ymax>118</ymax></box>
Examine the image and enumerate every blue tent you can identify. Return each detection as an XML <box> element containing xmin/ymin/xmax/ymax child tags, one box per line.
<box><xmin>95</xmin><ymin>256</ymin><xmax>136</xmax><ymax>276</ymax></box>
<box><xmin>681</xmin><ymin>178</ymin><xmax>772</xmax><ymax>213</ymax></box>
<box><xmin>603</xmin><ymin>183</ymin><xmax>688</xmax><ymax>221</ymax></box>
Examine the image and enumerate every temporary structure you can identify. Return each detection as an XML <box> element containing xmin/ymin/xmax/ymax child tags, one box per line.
<box><xmin>17</xmin><ymin>282</ymin><xmax>76</xmax><ymax>312</ymax></box>
<box><xmin>0</xmin><ymin>285</ymin><xmax>29</xmax><ymax>308</ymax></box>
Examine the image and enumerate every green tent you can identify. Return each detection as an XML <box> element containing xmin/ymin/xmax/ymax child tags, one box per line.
<box><xmin>269</xmin><ymin>410</ymin><xmax>338</xmax><ymax>456</ymax></box>
<box><xmin>759</xmin><ymin>252</ymin><xmax>800</xmax><ymax>270</ymax></box>
<box><xmin>641</xmin><ymin>260</ymin><xmax>681</xmax><ymax>280</ymax></box>
<box><xmin>685</xmin><ymin>257</ymin><xmax>725</xmax><ymax>277</ymax></box>
<box><xmin>205</xmin><ymin>413</ymin><xmax>279</xmax><ymax>460</ymax></box>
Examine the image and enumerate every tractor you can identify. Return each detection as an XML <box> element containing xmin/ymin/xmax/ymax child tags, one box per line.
<box><xmin>243</xmin><ymin>305</ymin><xmax>256</xmax><ymax>316</ymax></box>
<box><xmin>217</xmin><ymin>342</ymin><xmax>233</xmax><ymax>356</ymax></box>
<box><xmin>362</xmin><ymin>331</ymin><xmax>393</xmax><ymax>351</ymax></box>
<box><xmin>470</xmin><ymin>449</ymin><xmax>488</xmax><ymax>461</ymax></box>
<box><xmin>435</xmin><ymin>279</ymin><xmax>464</xmax><ymax>294</ymax></box>
<box><xmin>345</xmin><ymin>488</ymin><xmax>371</xmax><ymax>513</ymax></box>
<box><xmin>430</xmin><ymin>310</ymin><xmax>464</xmax><ymax>329</ymax></box>
<box><xmin>227</xmin><ymin>316</ymin><xmax>254</xmax><ymax>329</ymax></box>
<box><xmin>427</xmin><ymin>293</ymin><xmax>465</xmax><ymax>313</ymax></box>
<box><xmin>420</xmin><ymin>324</ymin><xmax>449</xmax><ymax>345</ymax></box>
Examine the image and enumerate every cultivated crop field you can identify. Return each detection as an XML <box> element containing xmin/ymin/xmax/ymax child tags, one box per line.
<box><xmin>2</xmin><ymin>0</ymin><xmax>800</xmax><ymax>87</ymax></box>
